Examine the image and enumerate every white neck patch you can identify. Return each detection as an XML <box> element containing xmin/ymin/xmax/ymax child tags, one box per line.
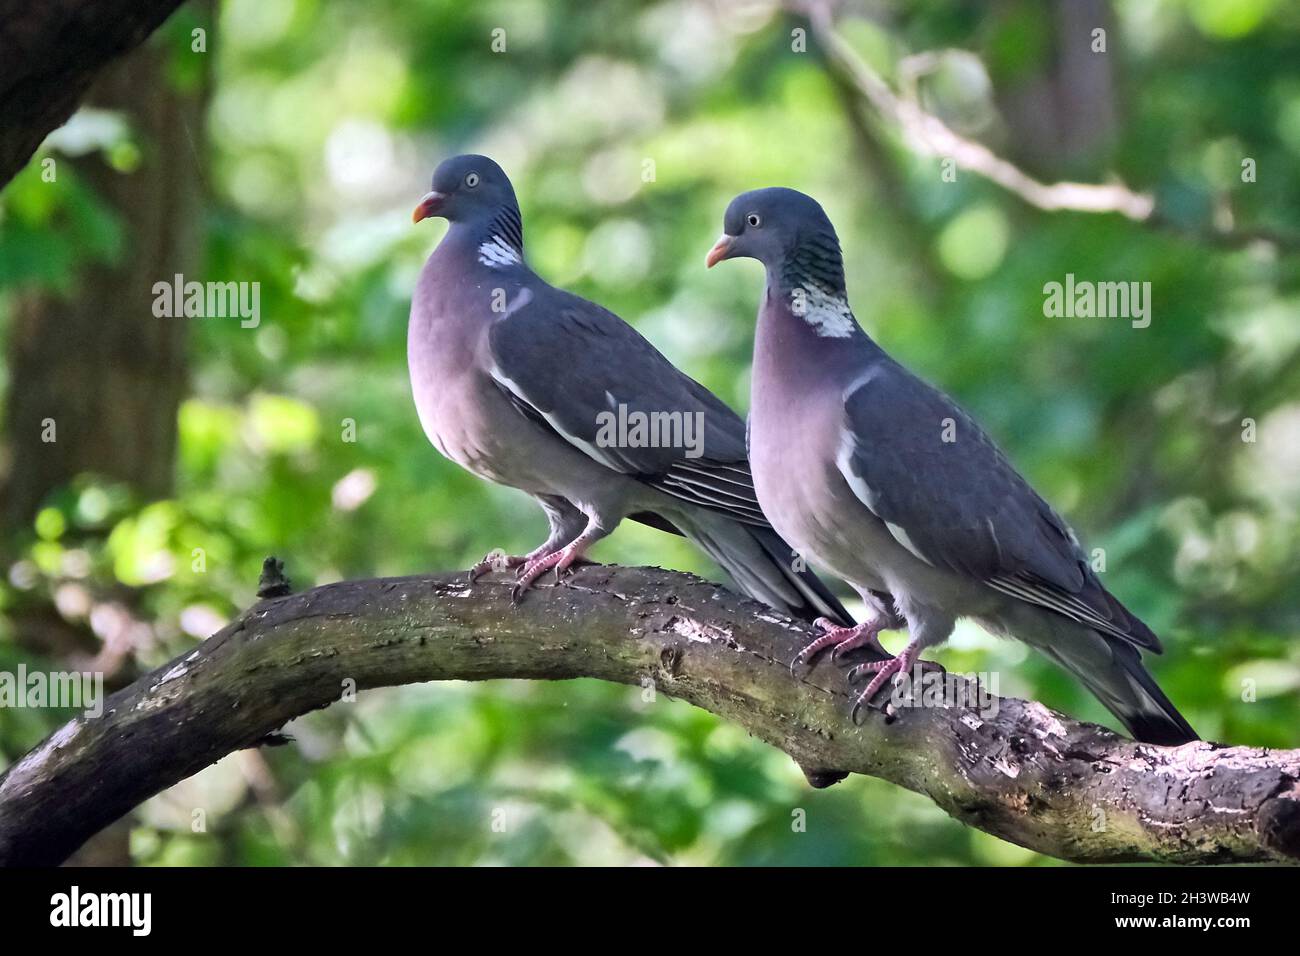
<box><xmin>792</xmin><ymin>284</ymin><xmax>855</xmax><ymax>338</ymax></box>
<box><xmin>478</xmin><ymin>235</ymin><xmax>522</xmax><ymax>269</ymax></box>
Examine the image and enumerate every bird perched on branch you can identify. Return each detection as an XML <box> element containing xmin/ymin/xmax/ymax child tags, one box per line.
<box><xmin>408</xmin><ymin>155</ymin><xmax>863</xmax><ymax>631</ymax></box>
<box><xmin>707</xmin><ymin>186</ymin><xmax>1197</xmax><ymax>745</ymax></box>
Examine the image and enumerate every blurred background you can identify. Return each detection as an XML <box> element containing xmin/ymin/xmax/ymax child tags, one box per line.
<box><xmin>1</xmin><ymin>0</ymin><xmax>1298</xmax><ymax>866</ymax></box>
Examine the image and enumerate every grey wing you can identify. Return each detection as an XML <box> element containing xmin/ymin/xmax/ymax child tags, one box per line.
<box><xmin>487</xmin><ymin>286</ymin><xmax>767</xmax><ymax>526</ymax></box>
<box><xmin>838</xmin><ymin>360</ymin><xmax>1158</xmax><ymax>651</ymax></box>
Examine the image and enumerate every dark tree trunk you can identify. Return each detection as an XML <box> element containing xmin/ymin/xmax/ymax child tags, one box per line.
<box><xmin>2</xmin><ymin>19</ymin><xmax>209</xmax><ymax>534</ymax></box>
<box><xmin>1</xmin><ymin>9</ymin><xmax>213</xmax><ymax>866</ymax></box>
<box><xmin>990</xmin><ymin>0</ymin><xmax>1119</xmax><ymax>177</ymax></box>
<box><xmin>0</xmin><ymin>0</ymin><xmax>186</xmax><ymax>189</ymax></box>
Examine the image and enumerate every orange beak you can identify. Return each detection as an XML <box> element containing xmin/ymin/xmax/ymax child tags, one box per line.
<box><xmin>705</xmin><ymin>234</ymin><xmax>735</xmax><ymax>268</ymax></box>
<box><xmin>412</xmin><ymin>191</ymin><xmax>447</xmax><ymax>223</ymax></box>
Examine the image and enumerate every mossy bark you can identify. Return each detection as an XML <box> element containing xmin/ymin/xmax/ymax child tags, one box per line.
<box><xmin>0</xmin><ymin>565</ymin><xmax>1296</xmax><ymax>866</ymax></box>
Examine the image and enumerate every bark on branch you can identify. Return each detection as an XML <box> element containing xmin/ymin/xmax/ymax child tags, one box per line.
<box><xmin>1</xmin><ymin>565</ymin><xmax>1297</xmax><ymax>866</ymax></box>
<box><xmin>0</xmin><ymin>0</ymin><xmax>185</xmax><ymax>188</ymax></box>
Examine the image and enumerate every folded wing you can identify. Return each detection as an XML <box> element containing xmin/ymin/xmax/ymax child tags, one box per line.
<box><xmin>836</xmin><ymin>359</ymin><xmax>1159</xmax><ymax>652</ymax></box>
<box><xmin>487</xmin><ymin>287</ymin><xmax>767</xmax><ymax>527</ymax></box>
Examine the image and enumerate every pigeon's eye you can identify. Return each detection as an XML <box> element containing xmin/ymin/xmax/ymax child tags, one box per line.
<box><xmin>465</xmin><ymin>172</ymin><xmax>481</xmax><ymax>188</ymax></box>
<box><xmin>746</xmin><ymin>213</ymin><xmax>761</xmax><ymax>228</ymax></box>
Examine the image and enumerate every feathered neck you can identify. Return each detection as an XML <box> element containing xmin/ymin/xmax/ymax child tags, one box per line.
<box><xmin>770</xmin><ymin>228</ymin><xmax>858</xmax><ymax>339</ymax></box>
<box><xmin>778</xmin><ymin>227</ymin><xmax>846</xmax><ymax>296</ymax></box>
<box><xmin>447</xmin><ymin>202</ymin><xmax>526</xmax><ymax>270</ymax></box>
<box><xmin>484</xmin><ymin>202</ymin><xmax>524</xmax><ymax>254</ymax></box>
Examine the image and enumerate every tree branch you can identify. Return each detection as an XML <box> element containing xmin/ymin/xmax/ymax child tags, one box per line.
<box><xmin>0</xmin><ymin>565</ymin><xmax>1296</xmax><ymax>866</ymax></box>
<box><xmin>0</xmin><ymin>0</ymin><xmax>185</xmax><ymax>188</ymax></box>
<box><xmin>802</xmin><ymin>1</ymin><xmax>1300</xmax><ymax>251</ymax></box>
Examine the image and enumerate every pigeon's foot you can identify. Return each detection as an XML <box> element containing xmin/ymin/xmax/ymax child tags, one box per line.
<box><xmin>512</xmin><ymin>548</ymin><xmax>570</xmax><ymax>600</ymax></box>
<box><xmin>511</xmin><ymin>540</ymin><xmax>596</xmax><ymax>602</ymax></box>
<box><xmin>790</xmin><ymin>617</ymin><xmax>887</xmax><ymax>676</ymax></box>
<box><xmin>846</xmin><ymin>641</ymin><xmax>943</xmax><ymax>725</ymax></box>
<box><xmin>509</xmin><ymin>523</ymin><xmax>609</xmax><ymax>603</ymax></box>
<box><xmin>467</xmin><ymin>550</ymin><xmax>527</xmax><ymax>584</ymax></box>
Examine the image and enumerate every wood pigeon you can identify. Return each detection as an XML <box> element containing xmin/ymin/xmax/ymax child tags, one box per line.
<box><xmin>707</xmin><ymin>186</ymin><xmax>1197</xmax><ymax>745</ymax></box>
<box><xmin>408</xmin><ymin>155</ymin><xmax>861</xmax><ymax>630</ymax></box>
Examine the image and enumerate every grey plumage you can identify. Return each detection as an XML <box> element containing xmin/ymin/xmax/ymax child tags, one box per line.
<box><xmin>709</xmin><ymin>186</ymin><xmax>1196</xmax><ymax>745</ymax></box>
<box><xmin>408</xmin><ymin>156</ymin><xmax>855</xmax><ymax>627</ymax></box>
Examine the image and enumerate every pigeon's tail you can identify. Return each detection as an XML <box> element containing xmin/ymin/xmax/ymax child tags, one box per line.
<box><xmin>664</xmin><ymin>507</ymin><xmax>854</xmax><ymax>627</ymax></box>
<box><xmin>1040</xmin><ymin>629</ymin><xmax>1198</xmax><ymax>746</ymax></box>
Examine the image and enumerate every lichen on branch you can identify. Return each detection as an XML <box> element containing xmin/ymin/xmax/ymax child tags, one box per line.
<box><xmin>0</xmin><ymin>565</ymin><xmax>1296</xmax><ymax>866</ymax></box>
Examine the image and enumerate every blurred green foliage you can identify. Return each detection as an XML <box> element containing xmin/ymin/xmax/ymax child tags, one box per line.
<box><xmin>1</xmin><ymin>0</ymin><xmax>1298</xmax><ymax>865</ymax></box>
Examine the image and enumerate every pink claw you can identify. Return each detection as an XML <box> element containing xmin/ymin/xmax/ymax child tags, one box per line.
<box><xmin>790</xmin><ymin>617</ymin><xmax>887</xmax><ymax>675</ymax></box>
<box><xmin>846</xmin><ymin>643</ymin><xmax>942</xmax><ymax>724</ymax></box>
<box><xmin>467</xmin><ymin>551</ymin><xmax>526</xmax><ymax>584</ymax></box>
<box><xmin>511</xmin><ymin>544</ymin><xmax>579</xmax><ymax>602</ymax></box>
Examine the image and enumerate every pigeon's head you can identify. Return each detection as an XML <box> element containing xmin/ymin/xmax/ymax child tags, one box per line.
<box><xmin>706</xmin><ymin>188</ymin><xmax>842</xmax><ymax>279</ymax></box>
<box><xmin>413</xmin><ymin>154</ymin><xmax>518</xmax><ymax>225</ymax></box>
